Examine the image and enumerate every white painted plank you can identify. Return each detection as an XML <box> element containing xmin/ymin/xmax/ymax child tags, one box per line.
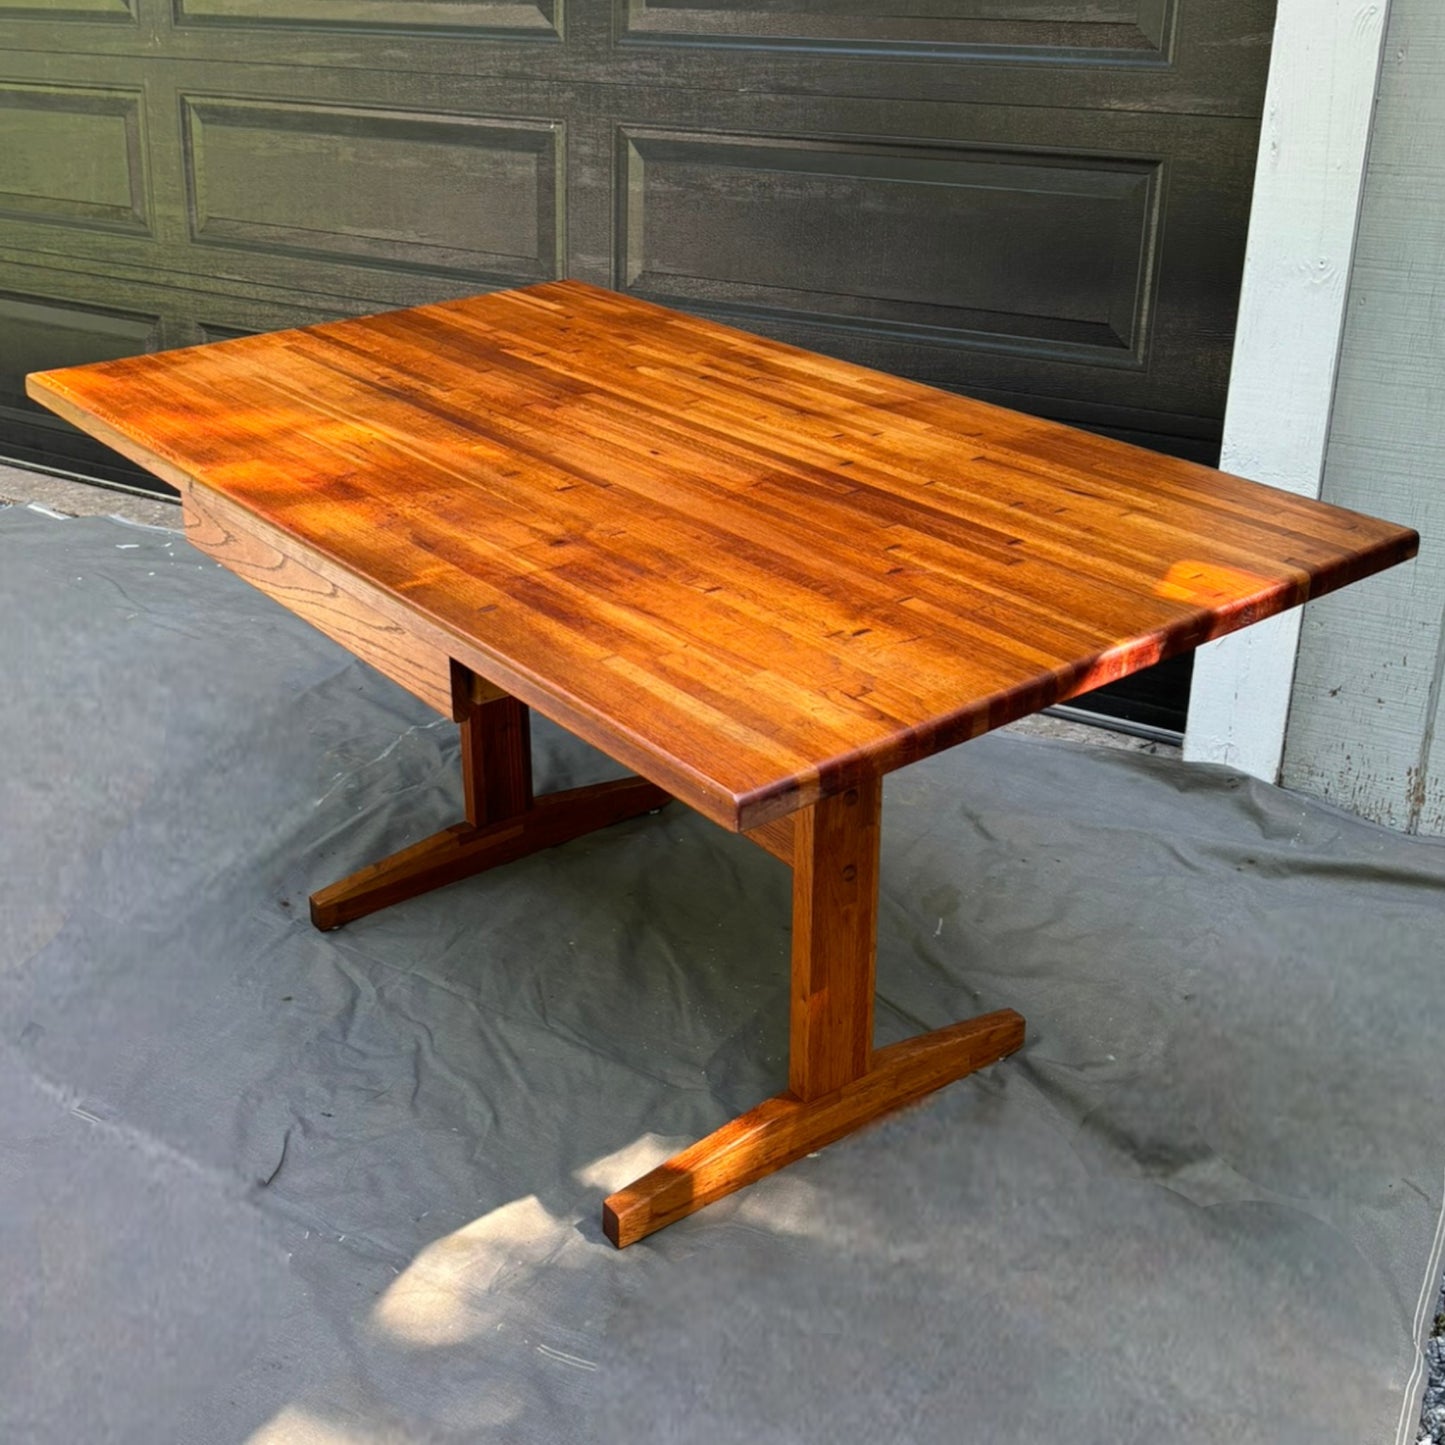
<box><xmin>1184</xmin><ymin>0</ymin><xmax>1392</xmax><ymax>781</ymax></box>
<box><xmin>1281</xmin><ymin>0</ymin><xmax>1445</xmax><ymax>835</ymax></box>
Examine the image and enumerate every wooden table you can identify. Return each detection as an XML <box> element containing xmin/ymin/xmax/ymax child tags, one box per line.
<box><xmin>29</xmin><ymin>282</ymin><xmax>1418</xmax><ymax>1247</ymax></box>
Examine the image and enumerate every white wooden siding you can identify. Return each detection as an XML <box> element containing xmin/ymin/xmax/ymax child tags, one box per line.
<box><xmin>1183</xmin><ymin>0</ymin><xmax>1392</xmax><ymax>781</ymax></box>
<box><xmin>1281</xmin><ymin>0</ymin><xmax>1445</xmax><ymax>836</ymax></box>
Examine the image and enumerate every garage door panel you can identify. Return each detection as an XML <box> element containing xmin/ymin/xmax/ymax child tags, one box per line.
<box><xmin>0</xmin><ymin>50</ymin><xmax>574</xmax><ymax>306</ymax></box>
<box><xmin>0</xmin><ymin>0</ymin><xmax>135</xmax><ymax>19</ymax></box>
<box><xmin>181</xmin><ymin>96</ymin><xmax>564</xmax><ymax>284</ymax></box>
<box><xmin>0</xmin><ymin>285</ymin><xmax>163</xmax><ymax>481</ymax></box>
<box><xmin>0</xmin><ymin>7</ymin><xmax>1265</xmax><ymax>462</ymax></box>
<box><xmin>0</xmin><ymin>82</ymin><xmax>149</xmax><ymax>234</ymax></box>
<box><xmin>616</xmin><ymin>126</ymin><xmax>1158</xmax><ymax>365</ymax></box>
<box><xmin>0</xmin><ymin>289</ymin><xmax>160</xmax><ymax>379</ymax></box>
<box><xmin>616</xmin><ymin>0</ymin><xmax>1173</xmax><ymax>60</ymax></box>
<box><xmin>0</xmin><ymin>0</ymin><xmax>1268</xmax><ymax>114</ymax></box>
<box><xmin>593</xmin><ymin>90</ymin><xmax>1256</xmax><ymax>430</ymax></box>
<box><xmin>0</xmin><ymin>229</ymin><xmax>536</xmax><ymax>316</ymax></box>
<box><xmin>174</xmin><ymin>0</ymin><xmax>560</xmax><ymax>41</ymax></box>
<box><xmin>0</xmin><ymin>51</ymin><xmax>1262</xmax><ymax>437</ymax></box>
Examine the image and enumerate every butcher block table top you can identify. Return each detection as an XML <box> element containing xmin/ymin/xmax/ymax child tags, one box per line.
<box><xmin>27</xmin><ymin>280</ymin><xmax>1416</xmax><ymax>832</ymax></box>
<box><xmin>28</xmin><ymin>281</ymin><xmax>1419</xmax><ymax>1248</ymax></box>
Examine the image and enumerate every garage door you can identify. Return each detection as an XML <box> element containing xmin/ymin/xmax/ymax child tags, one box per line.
<box><xmin>0</xmin><ymin>0</ymin><xmax>1274</xmax><ymax>728</ymax></box>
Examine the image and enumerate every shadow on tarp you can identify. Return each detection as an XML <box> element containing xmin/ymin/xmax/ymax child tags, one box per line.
<box><xmin>2</xmin><ymin>505</ymin><xmax>1444</xmax><ymax>1445</ymax></box>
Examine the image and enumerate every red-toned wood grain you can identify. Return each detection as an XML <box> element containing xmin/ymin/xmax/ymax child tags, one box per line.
<box><xmin>28</xmin><ymin>280</ymin><xmax>1419</xmax><ymax>831</ymax></box>
<box><xmin>790</xmin><ymin>778</ymin><xmax>881</xmax><ymax>1100</ymax></box>
<box><xmin>308</xmin><ymin>775</ymin><xmax>672</xmax><ymax>931</ymax></box>
<box><xmin>181</xmin><ymin>477</ymin><xmax>456</xmax><ymax>718</ymax></box>
<box><xmin>458</xmin><ymin>689</ymin><xmax>533</xmax><ymax>828</ymax></box>
<box><xmin>602</xmin><ymin>1006</ymin><xmax>1027</xmax><ymax>1248</ymax></box>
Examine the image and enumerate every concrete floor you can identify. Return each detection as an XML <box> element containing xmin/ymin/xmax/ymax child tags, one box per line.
<box><xmin>0</xmin><ymin>461</ymin><xmax>1176</xmax><ymax>757</ymax></box>
<box><xmin>0</xmin><ymin>461</ymin><xmax>181</xmax><ymax>531</ymax></box>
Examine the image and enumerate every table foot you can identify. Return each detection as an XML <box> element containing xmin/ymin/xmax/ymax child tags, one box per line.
<box><xmin>602</xmin><ymin>1007</ymin><xmax>1025</xmax><ymax>1248</ymax></box>
<box><xmin>310</xmin><ymin>776</ymin><xmax>671</xmax><ymax>930</ymax></box>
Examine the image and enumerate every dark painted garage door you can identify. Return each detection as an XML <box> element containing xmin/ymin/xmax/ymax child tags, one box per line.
<box><xmin>0</xmin><ymin>0</ymin><xmax>1275</xmax><ymax>727</ymax></box>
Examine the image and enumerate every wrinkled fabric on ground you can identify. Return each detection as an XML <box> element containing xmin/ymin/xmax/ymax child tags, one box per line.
<box><xmin>3</xmin><ymin>505</ymin><xmax>1444</xmax><ymax>1445</ymax></box>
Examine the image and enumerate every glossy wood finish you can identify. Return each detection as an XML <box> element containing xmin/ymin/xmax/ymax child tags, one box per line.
<box><xmin>790</xmin><ymin>779</ymin><xmax>882</xmax><ymax>1101</ymax></box>
<box><xmin>743</xmin><ymin>814</ymin><xmax>795</xmax><ymax>867</ymax></box>
<box><xmin>457</xmin><ymin>687</ymin><xmax>534</xmax><ymax>827</ymax></box>
<box><xmin>310</xmin><ymin>773</ymin><xmax>672</xmax><ymax>931</ymax></box>
<box><xmin>603</xmin><ymin>774</ymin><xmax>1022</xmax><ymax>1243</ymax></box>
<box><xmin>306</xmin><ymin>656</ymin><xmax>669</xmax><ymax>931</ymax></box>
<box><xmin>27</xmin><ymin>281</ymin><xmax>1419</xmax><ymax>1247</ymax></box>
<box><xmin>602</xmin><ymin>1007</ymin><xmax>1027</xmax><ymax>1248</ymax></box>
<box><xmin>182</xmin><ymin>470</ymin><xmax>456</xmax><ymax>717</ymax></box>
<box><xmin>28</xmin><ymin>280</ymin><xmax>1419</xmax><ymax>833</ymax></box>
<box><xmin>308</xmin><ymin>604</ymin><xmax>674</xmax><ymax>929</ymax></box>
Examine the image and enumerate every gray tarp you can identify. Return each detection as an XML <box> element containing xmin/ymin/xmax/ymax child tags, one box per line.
<box><xmin>2</xmin><ymin>504</ymin><xmax>1444</xmax><ymax>1445</ymax></box>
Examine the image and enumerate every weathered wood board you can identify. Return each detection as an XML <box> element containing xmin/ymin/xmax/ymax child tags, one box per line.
<box><xmin>1282</xmin><ymin>0</ymin><xmax>1445</xmax><ymax>837</ymax></box>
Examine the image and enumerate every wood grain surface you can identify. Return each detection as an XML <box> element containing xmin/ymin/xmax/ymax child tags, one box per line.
<box><xmin>790</xmin><ymin>778</ymin><xmax>881</xmax><ymax>1100</ymax></box>
<box><xmin>181</xmin><ymin>478</ymin><xmax>456</xmax><ymax>717</ymax></box>
<box><xmin>309</xmin><ymin>775</ymin><xmax>673</xmax><ymax>931</ymax></box>
<box><xmin>28</xmin><ymin>280</ymin><xmax>1419</xmax><ymax>831</ymax></box>
<box><xmin>602</xmin><ymin>1006</ymin><xmax>1027</xmax><ymax>1248</ymax></box>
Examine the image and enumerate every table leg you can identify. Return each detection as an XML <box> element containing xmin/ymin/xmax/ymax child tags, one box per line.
<box><xmin>602</xmin><ymin>777</ymin><xmax>1025</xmax><ymax>1247</ymax></box>
<box><xmin>309</xmin><ymin>667</ymin><xmax>670</xmax><ymax>930</ymax></box>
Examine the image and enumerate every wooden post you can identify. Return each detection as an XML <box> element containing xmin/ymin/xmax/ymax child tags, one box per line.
<box><xmin>602</xmin><ymin>776</ymin><xmax>1024</xmax><ymax>1247</ymax></box>
<box><xmin>308</xmin><ymin>665</ymin><xmax>667</xmax><ymax>930</ymax></box>
<box><xmin>789</xmin><ymin>779</ymin><xmax>881</xmax><ymax>1100</ymax></box>
<box><xmin>457</xmin><ymin>681</ymin><xmax>533</xmax><ymax>826</ymax></box>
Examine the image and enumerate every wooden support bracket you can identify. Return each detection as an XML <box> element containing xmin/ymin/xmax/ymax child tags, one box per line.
<box><xmin>309</xmin><ymin>666</ymin><xmax>670</xmax><ymax>930</ymax></box>
<box><xmin>311</xmin><ymin>669</ymin><xmax>1024</xmax><ymax>1244</ymax></box>
<box><xmin>309</xmin><ymin>776</ymin><xmax>672</xmax><ymax>931</ymax></box>
<box><xmin>604</xmin><ymin>775</ymin><xmax>1026</xmax><ymax>1246</ymax></box>
<box><xmin>603</xmin><ymin>1008</ymin><xmax>1025</xmax><ymax>1247</ymax></box>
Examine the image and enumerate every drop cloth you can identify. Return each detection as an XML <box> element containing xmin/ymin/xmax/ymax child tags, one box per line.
<box><xmin>3</xmin><ymin>506</ymin><xmax>1444</xmax><ymax>1445</ymax></box>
